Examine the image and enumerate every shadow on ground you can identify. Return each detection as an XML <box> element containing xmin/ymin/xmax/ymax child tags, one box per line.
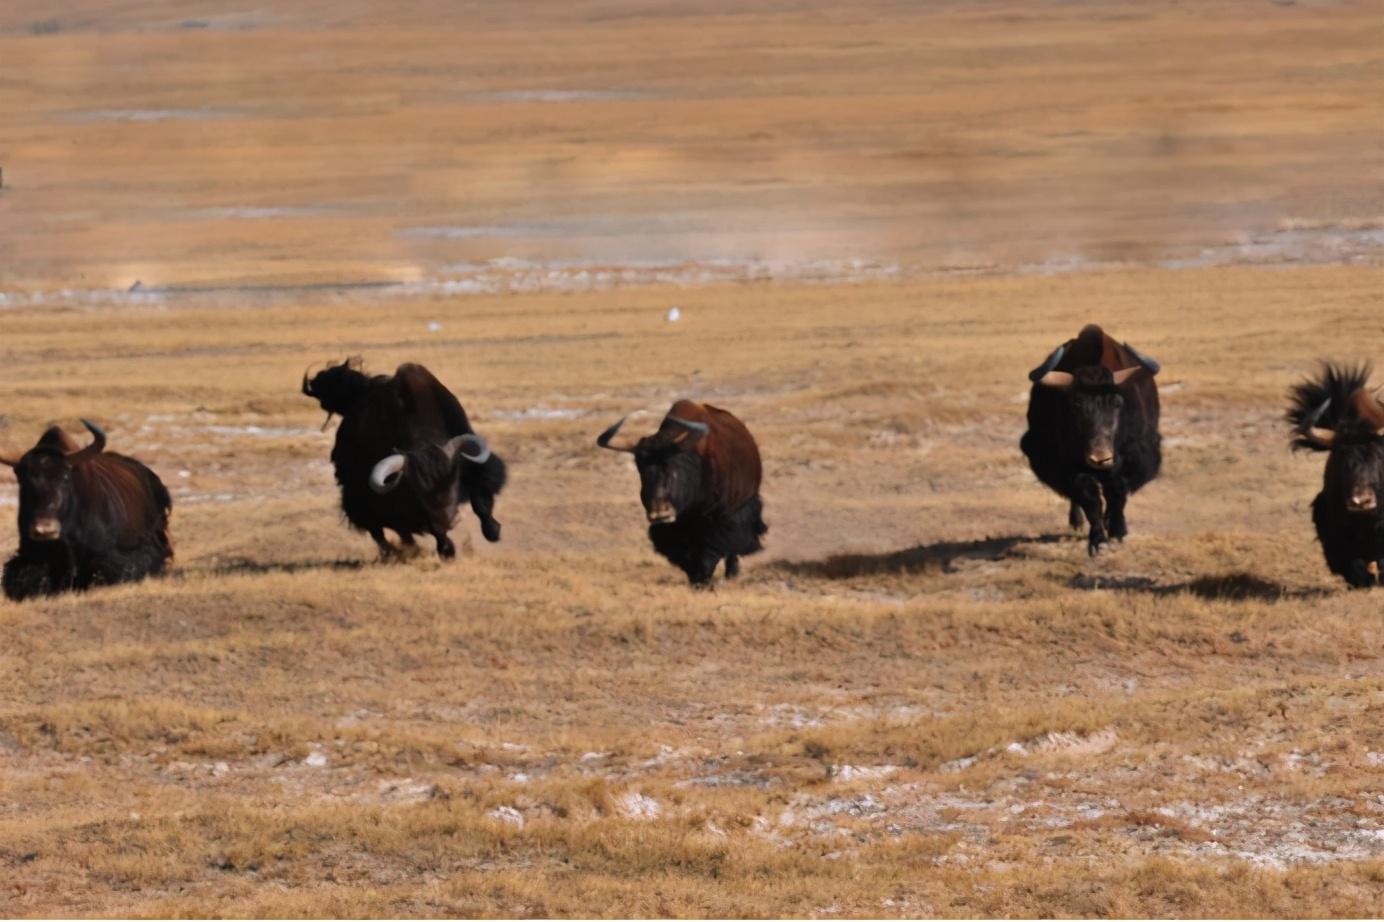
<box><xmin>774</xmin><ymin>533</ymin><xmax>1071</xmax><ymax>579</ymax></box>
<box><xmin>1069</xmin><ymin>572</ymin><xmax>1332</xmax><ymax>601</ymax></box>
<box><xmin>191</xmin><ymin>557</ymin><xmax>368</xmax><ymax>577</ymax></box>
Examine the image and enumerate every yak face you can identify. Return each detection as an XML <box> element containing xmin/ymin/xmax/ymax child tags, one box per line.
<box><xmin>634</xmin><ymin>440</ymin><xmax>704</xmax><ymax>523</ymax></box>
<box><xmin>1066</xmin><ymin>369</ymin><xmax>1126</xmax><ymax>471</ymax></box>
<box><xmin>301</xmin><ymin>359</ymin><xmax>372</xmax><ymax>418</ymax></box>
<box><xmin>1031</xmin><ymin>339</ymin><xmax>1153</xmax><ymax>473</ymax></box>
<box><xmin>597</xmin><ymin>414</ymin><xmax>710</xmax><ymax>523</ymax></box>
<box><xmin>16</xmin><ymin>450</ymin><xmax>75</xmax><ymax>541</ymax></box>
<box><xmin>1288</xmin><ymin>364</ymin><xmax>1384</xmax><ymax>517</ymax></box>
<box><xmin>1324</xmin><ymin>440</ymin><xmax>1384</xmax><ymax>515</ymax></box>
<box><xmin>2</xmin><ymin>421</ymin><xmax>107</xmax><ymax>542</ymax></box>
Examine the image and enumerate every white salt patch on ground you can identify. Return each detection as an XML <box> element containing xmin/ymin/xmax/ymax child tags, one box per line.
<box><xmin>488</xmin><ymin>805</ymin><xmax>524</xmax><ymax>827</ymax></box>
<box><xmin>303</xmin><ymin>750</ymin><xmax>328</xmax><ymax>768</ymax></box>
<box><xmin>491</xmin><ymin>406</ymin><xmax>586</xmax><ymax>421</ymax></box>
<box><xmin>616</xmin><ymin>791</ymin><xmax>661</xmax><ymax>820</ymax></box>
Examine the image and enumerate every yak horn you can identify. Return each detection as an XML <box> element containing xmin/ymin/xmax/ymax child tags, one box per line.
<box><xmin>1037</xmin><ymin>370</ymin><xmax>1075</xmax><ymax>390</ymax></box>
<box><xmin>444</xmin><ymin>433</ymin><xmax>491</xmax><ymax>464</ymax></box>
<box><xmin>66</xmin><ymin>419</ymin><xmax>106</xmax><ymax>462</ymax></box>
<box><xmin>369</xmin><ymin>454</ymin><xmax>407</xmax><ymax>494</ymax></box>
<box><xmin>1122</xmin><ymin>341</ymin><xmax>1161</xmax><ymax>375</ymax></box>
<box><xmin>597</xmin><ymin>416</ymin><xmax>640</xmax><ymax>452</ymax></box>
<box><xmin>667</xmin><ymin>416</ymin><xmax>710</xmax><ymax>443</ymax></box>
<box><xmin>1111</xmin><ymin>366</ymin><xmax>1146</xmax><ymax>387</ymax></box>
<box><xmin>1028</xmin><ymin>344</ymin><xmax>1067</xmax><ymax>383</ymax></box>
<box><xmin>1302</xmin><ymin>398</ymin><xmax>1336</xmax><ymax>447</ymax></box>
<box><xmin>0</xmin><ymin>448</ymin><xmax>19</xmax><ymax>468</ymax></box>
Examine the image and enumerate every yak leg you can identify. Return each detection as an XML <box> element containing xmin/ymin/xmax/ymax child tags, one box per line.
<box><xmin>1073</xmin><ymin>474</ymin><xmax>1108</xmax><ymax>556</ymax></box>
<box><xmin>725</xmin><ymin>554</ymin><xmax>741</xmax><ymax>579</ymax></box>
<box><xmin>1104</xmin><ymin>479</ymin><xmax>1130</xmax><ymax>542</ymax></box>
<box><xmin>1344</xmin><ymin>558</ymin><xmax>1377</xmax><ymax>589</ymax></box>
<box><xmin>369</xmin><ymin>527</ymin><xmax>400</xmax><ymax>561</ymax></box>
<box><xmin>432</xmin><ymin>530</ymin><xmax>457</xmax><ymax>561</ymax></box>
<box><xmin>1068</xmin><ymin>501</ymin><xmax>1085</xmax><ymax>531</ymax></box>
<box><xmin>469</xmin><ymin>493</ymin><xmax>502</xmax><ymax>543</ymax></box>
<box><xmin>686</xmin><ymin>546</ymin><xmax>722</xmax><ymax>589</ymax></box>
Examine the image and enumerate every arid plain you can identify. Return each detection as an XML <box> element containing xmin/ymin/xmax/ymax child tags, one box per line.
<box><xmin>1</xmin><ymin>0</ymin><xmax>1384</xmax><ymax>917</ymax></box>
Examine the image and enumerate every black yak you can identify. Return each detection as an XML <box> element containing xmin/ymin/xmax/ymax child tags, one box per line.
<box><xmin>1020</xmin><ymin>324</ymin><xmax>1162</xmax><ymax>555</ymax></box>
<box><xmin>1287</xmin><ymin>362</ymin><xmax>1384</xmax><ymax>588</ymax></box>
<box><xmin>302</xmin><ymin>359</ymin><xmax>506</xmax><ymax>560</ymax></box>
<box><xmin>597</xmin><ymin>400</ymin><xmax>766</xmax><ymax>587</ymax></box>
<box><xmin>1</xmin><ymin>420</ymin><xmax>173</xmax><ymax>600</ymax></box>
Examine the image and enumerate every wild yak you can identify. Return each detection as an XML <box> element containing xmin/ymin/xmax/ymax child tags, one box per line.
<box><xmin>302</xmin><ymin>359</ymin><xmax>506</xmax><ymax>560</ymax></box>
<box><xmin>1287</xmin><ymin>362</ymin><xmax>1384</xmax><ymax>588</ymax></box>
<box><xmin>1020</xmin><ymin>324</ymin><xmax>1162</xmax><ymax>555</ymax></box>
<box><xmin>0</xmin><ymin>420</ymin><xmax>173</xmax><ymax>600</ymax></box>
<box><xmin>597</xmin><ymin>399</ymin><xmax>767</xmax><ymax>587</ymax></box>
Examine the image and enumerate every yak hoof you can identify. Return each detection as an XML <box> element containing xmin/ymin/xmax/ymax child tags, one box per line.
<box><xmin>481</xmin><ymin>518</ymin><xmax>501</xmax><ymax>543</ymax></box>
<box><xmin>436</xmin><ymin>536</ymin><xmax>457</xmax><ymax>560</ymax></box>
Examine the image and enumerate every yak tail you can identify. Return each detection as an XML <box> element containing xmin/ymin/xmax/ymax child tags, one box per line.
<box><xmin>1286</xmin><ymin>361</ymin><xmax>1373</xmax><ymax>451</ymax></box>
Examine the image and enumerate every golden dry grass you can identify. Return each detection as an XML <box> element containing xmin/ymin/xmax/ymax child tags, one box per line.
<box><xmin>1</xmin><ymin>0</ymin><xmax>1384</xmax><ymax>918</ymax></box>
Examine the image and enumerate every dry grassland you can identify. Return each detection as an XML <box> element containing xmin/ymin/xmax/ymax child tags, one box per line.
<box><xmin>1</xmin><ymin>0</ymin><xmax>1383</xmax><ymax>918</ymax></box>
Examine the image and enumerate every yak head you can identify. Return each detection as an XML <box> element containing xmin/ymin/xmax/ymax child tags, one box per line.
<box><xmin>368</xmin><ymin>433</ymin><xmax>491</xmax><ymax>509</ymax></box>
<box><xmin>1030</xmin><ymin>340</ymin><xmax>1158</xmax><ymax>471</ymax></box>
<box><xmin>301</xmin><ymin>358</ymin><xmax>372</xmax><ymax>423</ymax></box>
<box><xmin>1289</xmin><ymin>362</ymin><xmax>1384</xmax><ymax>516</ymax></box>
<box><xmin>0</xmin><ymin>420</ymin><xmax>106</xmax><ymax>542</ymax></box>
<box><xmin>597</xmin><ymin>414</ymin><xmax>709</xmax><ymax>523</ymax></box>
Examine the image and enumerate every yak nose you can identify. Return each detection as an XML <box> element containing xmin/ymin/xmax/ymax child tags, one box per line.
<box><xmin>1086</xmin><ymin>452</ymin><xmax>1115</xmax><ymax>470</ymax></box>
<box><xmin>646</xmin><ymin>503</ymin><xmax>677</xmax><ymax>524</ymax></box>
<box><xmin>29</xmin><ymin>518</ymin><xmax>61</xmax><ymax>540</ymax></box>
<box><xmin>1348</xmin><ymin>489</ymin><xmax>1378</xmax><ymax>512</ymax></box>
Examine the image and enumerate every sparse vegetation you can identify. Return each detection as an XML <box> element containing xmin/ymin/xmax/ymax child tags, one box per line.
<box><xmin>1</xmin><ymin>0</ymin><xmax>1382</xmax><ymax>916</ymax></box>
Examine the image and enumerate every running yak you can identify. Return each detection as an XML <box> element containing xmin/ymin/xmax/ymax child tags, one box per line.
<box><xmin>1021</xmin><ymin>324</ymin><xmax>1163</xmax><ymax>555</ymax></box>
<box><xmin>302</xmin><ymin>360</ymin><xmax>506</xmax><ymax>560</ymax></box>
<box><xmin>597</xmin><ymin>400</ymin><xmax>767</xmax><ymax>587</ymax></box>
<box><xmin>1288</xmin><ymin>362</ymin><xmax>1384</xmax><ymax>588</ymax></box>
<box><xmin>1</xmin><ymin>420</ymin><xmax>173</xmax><ymax>600</ymax></box>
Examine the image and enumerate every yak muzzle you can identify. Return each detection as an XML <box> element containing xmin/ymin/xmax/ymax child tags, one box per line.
<box><xmin>1086</xmin><ymin>451</ymin><xmax>1115</xmax><ymax>471</ymax></box>
<box><xmin>29</xmin><ymin>518</ymin><xmax>61</xmax><ymax>541</ymax></box>
<box><xmin>646</xmin><ymin>503</ymin><xmax>677</xmax><ymax>524</ymax></box>
<box><xmin>1347</xmin><ymin>489</ymin><xmax>1378</xmax><ymax>513</ymax></box>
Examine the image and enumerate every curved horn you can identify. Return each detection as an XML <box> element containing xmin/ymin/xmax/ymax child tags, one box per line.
<box><xmin>1028</xmin><ymin>344</ymin><xmax>1067</xmax><ymax>383</ymax></box>
<box><xmin>0</xmin><ymin>448</ymin><xmax>20</xmax><ymax>468</ymax></box>
<box><xmin>369</xmin><ymin>453</ymin><xmax>407</xmax><ymax>494</ymax></box>
<box><xmin>667</xmin><ymin>416</ymin><xmax>710</xmax><ymax>443</ymax></box>
<box><xmin>66</xmin><ymin>419</ymin><xmax>106</xmax><ymax>462</ymax></box>
<box><xmin>1122</xmin><ymin>341</ymin><xmax>1161</xmax><ymax>375</ymax></box>
<box><xmin>1111</xmin><ymin>366</ymin><xmax>1147</xmax><ymax>387</ymax></box>
<box><xmin>1302</xmin><ymin>398</ymin><xmax>1336</xmax><ymax>448</ymax></box>
<box><xmin>1037</xmin><ymin>370</ymin><xmax>1075</xmax><ymax>390</ymax></box>
<box><xmin>301</xmin><ymin>363</ymin><xmax>315</xmax><ymax>396</ymax></box>
<box><xmin>597</xmin><ymin>416</ymin><xmax>640</xmax><ymax>452</ymax></box>
<box><xmin>444</xmin><ymin>433</ymin><xmax>491</xmax><ymax>465</ymax></box>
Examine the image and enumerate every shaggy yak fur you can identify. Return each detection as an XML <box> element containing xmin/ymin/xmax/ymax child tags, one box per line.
<box><xmin>598</xmin><ymin>399</ymin><xmax>766</xmax><ymax>586</ymax></box>
<box><xmin>302</xmin><ymin>359</ymin><xmax>506</xmax><ymax>560</ymax></box>
<box><xmin>1287</xmin><ymin>362</ymin><xmax>1384</xmax><ymax>588</ymax></box>
<box><xmin>1020</xmin><ymin>324</ymin><xmax>1162</xmax><ymax>555</ymax></box>
<box><xmin>1</xmin><ymin>421</ymin><xmax>172</xmax><ymax>600</ymax></box>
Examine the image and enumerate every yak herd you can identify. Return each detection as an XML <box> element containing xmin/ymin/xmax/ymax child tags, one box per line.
<box><xmin>1</xmin><ymin>323</ymin><xmax>1383</xmax><ymax>600</ymax></box>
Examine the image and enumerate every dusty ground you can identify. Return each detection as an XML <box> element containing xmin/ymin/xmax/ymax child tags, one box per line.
<box><xmin>2</xmin><ymin>0</ymin><xmax>1384</xmax><ymax>918</ymax></box>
